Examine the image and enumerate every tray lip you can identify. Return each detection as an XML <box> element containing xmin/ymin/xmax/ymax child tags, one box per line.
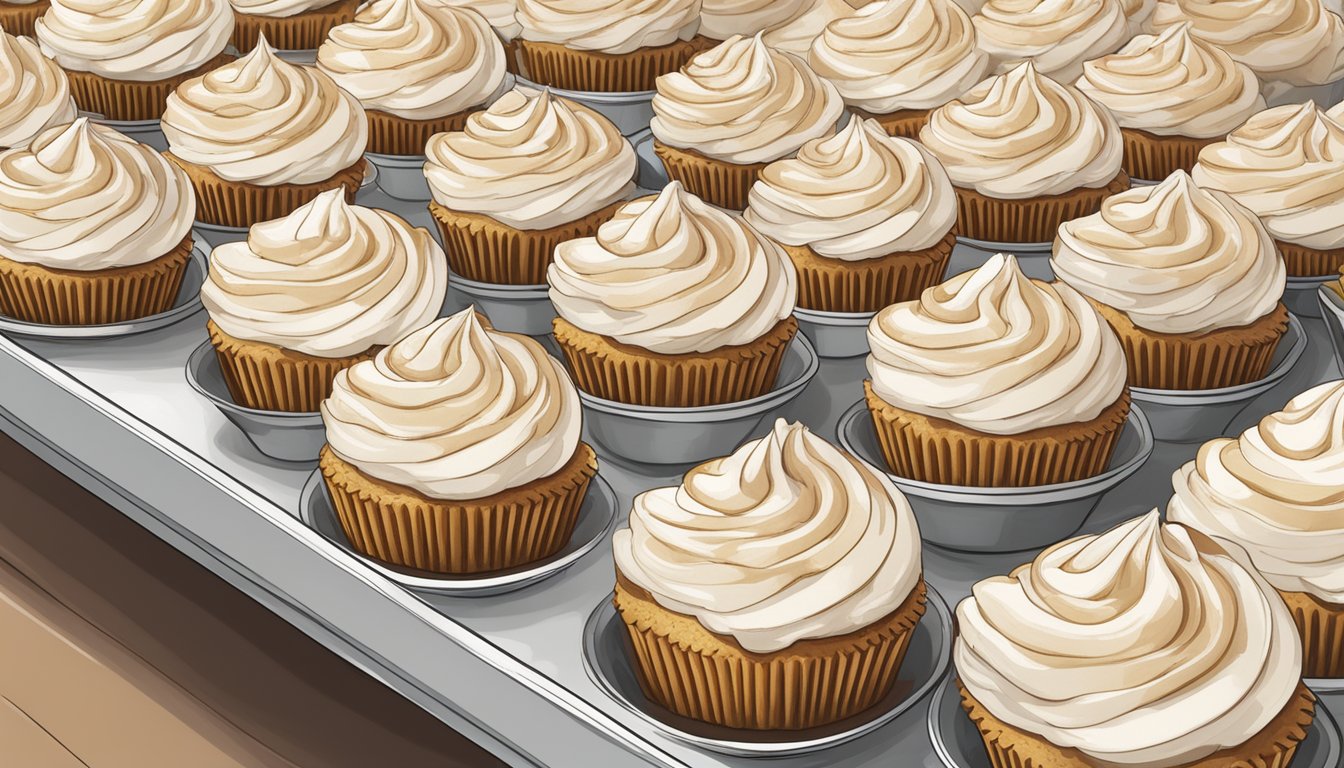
<box><xmin>1130</xmin><ymin>313</ymin><xmax>1306</xmax><ymax>406</ymax></box>
<box><xmin>184</xmin><ymin>339</ymin><xmax>324</xmax><ymax>423</ymax></box>
<box><xmin>1321</xmin><ymin>282</ymin><xmax>1344</xmax><ymax>313</ymax></box>
<box><xmin>955</xmin><ymin>236</ymin><xmax>1053</xmax><ymax>254</ymax></box>
<box><xmin>793</xmin><ymin>305</ymin><xmax>877</xmax><ymax>325</ymax></box>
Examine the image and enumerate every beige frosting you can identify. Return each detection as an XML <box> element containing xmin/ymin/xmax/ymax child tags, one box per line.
<box><xmin>0</xmin><ymin>30</ymin><xmax>75</xmax><ymax>150</ymax></box>
<box><xmin>36</xmin><ymin>0</ymin><xmax>232</xmax><ymax>81</ymax></box>
<box><xmin>972</xmin><ymin>0</ymin><xmax>1130</xmax><ymax>83</ymax></box>
<box><xmin>919</xmin><ymin>62</ymin><xmax>1122</xmax><ymax>199</ymax></box>
<box><xmin>744</xmin><ymin>116</ymin><xmax>957</xmax><ymax>260</ymax></box>
<box><xmin>1052</xmin><ymin>170</ymin><xmax>1285</xmax><ymax>335</ymax></box>
<box><xmin>0</xmin><ymin>119</ymin><xmax>195</xmax><ymax>271</ymax></box>
<box><xmin>651</xmin><ymin>33</ymin><xmax>844</xmax><ymax>165</ymax></box>
<box><xmin>1076</xmin><ymin>23</ymin><xmax>1264</xmax><ymax>140</ymax></box>
<box><xmin>515</xmin><ymin>0</ymin><xmax>699</xmax><ymax>55</ymax></box>
<box><xmin>1153</xmin><ymin>0</ymin><xmax>1344</xmax><ymax>87</ymax></box>
<box><xmin>699</xmin><ymin>0</ymin><xmax>811</xmax><ymax>40</ymax></box>
<box><xmin>760</xmin><ymin>0</ymin><xmax>853</xmax><ymax>55</ymax></box>
<box><xmin>1123</xmin><ymin>0</ymin><xmax>1156</xmax><ymax>33</ymax></box>
<box><xmin>229</xmin><ymin>0</ymin><xmax>333</xmax><ymax>18</ymax></box>
<box><xmin>613</xmin><ymin>419</ymin><xmax>923</xmax><ymax>653</ymax></box>
<box><xmin>321</xmin><ymin>308</ymin><xmax>584</xmax><ymax>500</ymax></box>
<box><xmin>548</xmin><ymin>182</ymin><xmax>797</xmax><ymax>355</ymax></box>
<box><xmin>430</xmin><ymin>0</ymin><xmax>521</xmax><ymax>40</ymax></box>
<box><xmin>956</xmin><ymin>511</ymin><xmax>1302</xmax><ymax>767</ymax></box>
<box><xmin>201</xmin><ymin>189</ymin><xmax>446</xmax><ymax>358</ymax></box>
<box><xmin>163</xmin><ymin>39</ymin><xmax>367</xmax><ymax>185</ymax></box>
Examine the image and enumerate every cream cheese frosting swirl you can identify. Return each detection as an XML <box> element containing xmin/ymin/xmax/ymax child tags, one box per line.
<box><xmin>699</xmin><ymin>0</ymin><xmax>810</xmax><ymax>40</ymax></box>
<box><xmin>0</xmin><ymin>29</ymin><xmax>75</xmax><ymax>150</ymax></box>
<box><xmin>1123</xmin><ymin>0</ymin><xmax>1156</xmax><ymax>34</ymax></box>
<box><xmin>807</xmin><ymin>0</ymin><xmax>990</xmax><ymax>114</ymax></box>
<box><xmin>744</xmin><ymin>116</ymin><xmax>957</xmax><ymax>260</ymax></box>
<box><xmin>759</xmin><ymin>0</ymin><xmax>853</xmax><ymax>56</ymax></box>
<box><xmin>548</xmin><ymin>181</ymin><xmax>797</xmax><ymax>354</ymax></box>
<box><xmin>613</xmin><ymin>419</ymin><xmax>922</xmax><ymax>654</ymax></box>
<box><xmin>317</xmin><ymin>0</ymin><xmax>507</xmax><ymax>121</ymax></box>
<box><xmin>651</xmin><ymin>33</ymin><xmax>844</xmax><ymax>165</ymax></box>
<box><xmin>919</xmin><ymin>62</ymin><xmax>1122</xmax><ymax>199</ymax></box>
<box><xmin>229</xmin><ymin>0</ymin><xmax>335</xmax><ymax>18</ymax></box>
<box><xmin>321</xmin><ymin>308</ymin><xmax>583</xmax><ymax>500</ymax></box>
<box><xmin>972</xmin><ymin>0</ymin><xmax>1130</xmax><ymax>83</ymax></box>
<box><xmin>431</xmin><ymin>0</ymin><xmax>521</xmax><ymax>40</ymax></box>
<box><xmin>35</xmin><ymin>0</ymin><xmax>232</xmax><ymax>81</ymax></box>
<box><xmin>0</xmin><ymin>118</ymin><xmax>195</xmax><ymax>271</ymax></box>
<box><xmin>515</xmin><ymin>0</ymin><xmax>699</xmax><ymax>55</ymax></box>
<box><xmin>955</xmin><ymin>511</ymin><xmax>1303</xmax><ymax>767</ymax></box>
<box><xmin>201</xmin><ymin>188</ymin><xmax>446</xmax><ymax>358</ymax></box>
<box><xmin>866</xmin><ymin>253</ymin><xmax>1126</xmax><ymax>435</ymax></box>
<box><xmin>1052</xmin><ymin>170</ymin><xmax>1286</xmax><ymax>335</ymax></box>
<box><xmin>424</xmin><ymin>88</ymin><xmax>636</xmax><ymax>230</ymax></box>
<box><xmin>163</xmin><ymin>39</ymin><xmax>367</xmax><ymax>185</ymax></box>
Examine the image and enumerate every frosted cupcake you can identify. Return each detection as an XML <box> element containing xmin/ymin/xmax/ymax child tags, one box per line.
<box><xmin>0</xmin><ymin>1</ymin><xmax>46</xmax><ymax>38</ymax></box>
<box><xmin>613</xmin><ymin>420</ymin><xmax>925</xmax><ymax>730</ymax></box>
<box><xmin>424</xmin><ymin>88</ymin><xmax>636</xmax><ymax>285</ymax></box>
<box><xmin>698</xmin><ymin>0</ymin><xmax>810</xmax><ymax>40</ymax></box>
<box><xmin>430</xmin><ymin>0</ymin><xmax>521</xmax><ymax>72</ymax></box>
<box><xmin>0</xmin><ymin>119</ymin><xmax>195</xmax><ymax>324</ymax></box>
<box><xmin>0</xmin><ymin>27</ymin><xmax>75</xmax><ymax>150</ymax></box>
<box><xmin>744</xmin><ymin>116</ymin><xmax>958</xmax><ymax>312</ymax></box>
<box><xmin>548</xmin><ymin>182</ymin><xmax>798</xmax><ymax>407</ymax></box>
<box><xmin>200</xmin><ymin>188</ymin><xmax>446</xmax><ymax>412</ymax></box>
<box><xmin>972</xmin><ymin>0</ymin><xmax>1129</xmax><ymax>83</ymax></box>
<box><xmin>759</xmin><ymin>0</ymin><xmax>854</xmax><ymax>56</ymax></box>
<box><xmin>650</xmin><ymin>33</ymin><xmax>844</xmax><ymax>210</ymax></box>
<box><xmin>229</xmin><ymin>0</ymin><xmax>356</xmax><ymax>52</ymax></box>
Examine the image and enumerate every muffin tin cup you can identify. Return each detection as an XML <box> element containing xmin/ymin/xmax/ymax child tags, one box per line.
<box><xmin>952</xmin><ymin>237</ymin><xmax>1054</xmax><ymax>281</ymax></box>
<box><xmin>1321</xmin><ymin>286</ymin><xmax>1344</xmax><ymax>374</ymax></box>
<box><xmin>273</xmin><ymin>49</ymin><xmax>318</xmax><ymax>66</ymax></box>
<box><xmin>364</xmin><ymin>152</ymin><xmax>431</xmax><ymax>202</ymax></box>
<box><xmin>449</xmin><ymin>271</ymin><xmax>554</xmax><ymax>337</ymax></box>
<box><xmin>1285</xmin><ymin>273</ymin><xmax>1339</xmax><ymax>319</ymax></box>
<box><xmin>78</xmin><ymin>110</ymin><xmax>168</xmax><ymax>152</ymax></box>
<box><xmin>514</xmin><ymin>75</ymin><xmax>655</xmax><ymax>137</ymax></box>
<box><xmin>793</xmin><ymin>307</ymin><xmax>874</xmax><ymax>359</ymax></box>
<box><xmin>631</xmin><ymin>128</ymin><xmax>669</xmax><ymax>190</ymax></box>
<box><xmin>1262</xmin><ymin>79</ymin><xmax>1344</xmax><ymax>110</ymax></box>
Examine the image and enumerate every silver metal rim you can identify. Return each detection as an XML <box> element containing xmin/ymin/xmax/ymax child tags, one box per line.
<box><xmin>956</xmin><ymin>236</ymin><xmax>1053</xmax><ymax>254</ymax></box>
<box><xmin>1131</xmin><ymin>313</ymin><xmax>1307</xmax><ymax>406</ymax></box>
<box><xmin>513</xmin><ymin>75</ymin><xmax>657</xmax><ymax>101</ymax></box>
<box><xmin>184</xmin><ymin>340</ymin><xmax>323</xmax><ymax>423</ymax></box>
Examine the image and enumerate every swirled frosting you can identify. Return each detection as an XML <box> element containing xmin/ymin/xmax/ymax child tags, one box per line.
<box><xmin>1052</xmin><ymin>170</ymin><xmax>1285</xmax><ymax>335</ymax></box>
<box><xmin>0</xmin><ymin>118</ymin><xmax>195</xmax><ymax>271</ymax></box>
<box><xmin>1153</xmin><ymin>0</ymin><xmax>1344</xmax><ymax>87</ymax></box>
<box><xmin>866</xmin><ymin>253</ymin><xmax>1125</xmax><ymax>435</ymax></box>
<box><xmin>0</xmin><ymin>30</ymin><xmax>75</xmax><ymax>150</ymax></box>
<box><xmin>548</xmin><ymin>181</ymin><xmax>797</xmax><ymax>354</ymax></box>
<box><xmin>759</xmin><ymin>0</ymin><xmax>853</xmax><ymax>56</ymax></box>
<box><xmin>201</xmin><ymin>188</ymin><xmax>446</xmax><ymax>358</ymax></box>
<box><xmin>514</xmin><ymin>0</ymin><xmax>699</xmax><ymax>55</ymax></box>
<box><xmin>424</xmin><ymin>88</ymin><xmax>636</xmax><ymax>229</ymax></box>
<box><xmin>650</xmin><ymin>33</ymin><xmax>844</xmax><ymax>164</ymax></box>
<box><xmin>744</xmin><ymin>116</ymin><xmax>957</xmax><ymax>260</ymax></box>
<box><xmin>229</xmin><ymin>0</ymin><xmax>334</xmax><ymax>18</ymax></box>
<box><xmin>1123</xmin><ymin>0</ymin><xmax>1156</xmax><ymax>33</ymax></box>
<box><xmin>321</xmin><ymin>308</ymin><xmax>583</xmax><ymax>500</ymax></box>
<box><xmin>431</xmin><ymin>0</ymin><xmax>521</xmax><ymax>40</ymax></box>
<box><xmin>972</xmin><ymin>0</ymin><xmax>1130</xmax><ymax>83</ymax></box>
<box><xmin>614</xmin><ymin>419</ymin><xmax>923</xmax><ymax>653</ymax></box>
<box><xmin>1076</xmin><ymin>23</ymin><xmax>1265</xmax><ymax>139</ymax></box>
<box><xmin>919</xmin><ymin>62</ymin><xmax>1122</xmax><ymax>199</ymax></box>
<box><xmin>35</xmin><ymin>0</ymin><xmax>232</xmax><ymax>81</ymax></box>
<box><xmin>1192</xmin><ymin>103</ymin><xmax>1344</xmax><ymax>250</ymax></box>
<box><xmin>699</xmin><ymin>0</ymin><xmax>810</xmax><ymax>40</ymax></box>
<box><xmin>163</xmin><ymin>39</ymin><xmax>367</xmax><ymax>185</ymax></box>
<box><xmin>807</xmin><ymin>0</ymin><xmax>990</xmax><ymax>114</ymax></box>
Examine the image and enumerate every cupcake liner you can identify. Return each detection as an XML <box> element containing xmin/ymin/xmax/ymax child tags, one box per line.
<box><xmin>864</xmin><ymin>382</ymin><xmax>1131</xmax><ymax>487</ymax></box>
<box><xmin>653</xmin><ymin>140</ymin><xmax>767</xmax><ymax>211</ymax></box>
<box><xmin>953</xmin><ymin>172</ymin><xmax>1130</xmax><ymax>244</ymax></box>
<box><xmin>231</xmin><ymin>0</ymin><xmax>358</xmax><ymax>52</ymax></box>
<box><xmin>851</xmin><ymin>106</ymin><xmax>930</xmax><ymax>140</ymax></box>
<box><xmin>0</xmin><ymin>236</ymin><xmax>192</xmax><ymax>325</ymax></box>
<box><xmin>0</xmin><ymin>0</ymin><xmax>47</xmax><ymax>38</ymax></box>
<box><xmin>1280</xmin><ymin>590</ymin><xmax>1344</xmax><ymax>679</ymax></box>
<box><xmin>65</xmin><ymin>52</ymin><xmax>235</xmax><ymax>122</ymax></box>
<box><xmin>552</xmin><ymin>316</ymin><xmax>798</xmax><ymax>407</ymax></box>
<box><xmin>168</xmin><ymin>154</ymin><xmax>364</xmax><ymax>228</ymax></box>
<box><xmin>503</xmin><ymin>38</ymin><xmax>521</xmax><ymax>74</ymax></box>
<box><xmin>429</xmin><ymin>200</ymin><xmax>624</xmax><ymax>285</ymax></box>
<box><xmin>615</xmin><ymin>575</ymin><xmax>926</xmax><ymax>731</ymax></box>
<box><xmin>1277</xmin><ymin>240</ymin><xmax>1344</xmax><ymax>278</ymax></box>
<box><xmin>319</xmin><ymin>442</ymin><xmax>598</xmax><ymax>574</ymax></box>
<box><xmin>515</xmin><ymin>36</ymin><xmax>712</xmax><ymax>93</ymax></box>
<box><xmin>1122</xmin><ymin>128</ymin><xmax>1218</xmax><ymax>181</ymax></box>
<box><xmin>366</xmin><ymin>108</ymin><xmax>471</xmax><ymax>156</ymax></box>
<box><xmin>206</xmin><ymin>320</ymin><xmax>378</xmax><ymax>413</ymax></box>
<box><xmin>785</xmin><ymin>232</ymin><xmax>955</xmax><ymax>313</ymax></box>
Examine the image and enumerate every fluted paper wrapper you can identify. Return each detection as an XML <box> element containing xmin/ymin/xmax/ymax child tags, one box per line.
<box><xmin>0</xmin><ymin>0</ymin><xmax>47</xmax><ymax>38</ymax></box>
<box><xmin>207</xmin><ymin>320</ymin><xmax>377</xmax><ymax>413</ymax></box>
<box><xmin>851</xmin><ymin>107</ymin><xmax>930</xmax><ymax>141</ymax></box>
<box><xmin>1122</xmin><ymin>128</ymin><xmax>1217</xmax><ymax>181</ymax></box>
<box><xmin>954</xmin><ymin>172</ymin><xmax>1130</xmax><ymax>244</ymax></box>
<box><xmin>515</xmin><ymin>36</ymin><xmax>711</xmax><ymax>92</ymax></box>
<box><xmin>654</xmin><ymin>141</ymin><xmax>766</xmax><ymax>211</ymax></box>
<box><xmin>366</xmin><ymin>108</ymin><xmax>471</xmax><ymax>156</ymax></box>
<box><xmin>319</xmin><ymin>443</ymin><xmax>597</xmax><ymax>574</ymax></box>
<box><xmin>1280</xmin><ymin>590</ymin><xmax>1344</xmax><ymax>679</ymax></box>
<box><xmin>66</xmin><ymin>52</ymin><xmax>235</xmax><ymax>122</ymax></box>
<box><xmin>231</xmin><ymin>0</ymin><xmax>357</xmax><ymax>52</ymax></box>
<box><xmin>785</xmin><ymin>232</ymin><xmax>955</xmax><ymax>313</ymax></box>
<box><xmin>1277</xmin><ymin>240</ymin><xmax>1344</xmax><ymax>278</ymax></box>
<box><xmin>170</xmin><ymin>154</ymin><xmax>363</xmax><ymax>228</ymax></box>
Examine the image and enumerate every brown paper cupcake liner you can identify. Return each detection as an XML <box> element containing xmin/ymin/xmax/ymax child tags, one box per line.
<box><xmin>1122</xmin><ymin>128</ymin><xmax>1219</xmax><ymax>181</ymax></box>
<box><xmin>615</xmin><ymin>574</ymin><xmax>926</xmax><ymax>731</ymax></box>
<box><xmin>429</xmin><ymin>199</ymin><xmax>624</xmax><ymax>285</ymax></box>
<box><xmin>366</xmin><ymin>108</ymin><xmax>472</xmax><ymax>156</ymax></box>
<box><xmin>206</xmin><ymin>320</ymin><xmax>379</xmax><ymax>413</ymax></box>
<box><xmin>503</xmin><ymin>38</ymin><xmax>521</xmax><ymax>75</ymax></box>
<box><xmin>864</xmin><ymin>382</ymin><xmax>1131</xmax><ymax>487</ymax></box>
<box><xmin>65</xmin><ymin>52</ymin><xmax>235</xmax><ymax>122</ymax></box>
<box><xmin>0</xmin><ymin>236</ymin><xmax>192</xmax><ymax>325</ymax></box>
<box><xmin>785</xmin><ymin>232</ymin><xmax>955</xmax><ymax>313</ymax></box>
<box><xmin>231</xmin><ymin>0</ymin><xmax>358</xmax><ymax>52</ymax></box>
<box><xmin>1280</xmin><ymin>589</ymin><xmax>1344</xmax><ymax>679</ymax></box>
<box><xmin>954</xmin><ymin>171</ymin><xmax>1130</xmax><ymax>244</ymax></box>
<box><xmin>552</xmin><ymin>316</ymin><xmax>798</xmax><ymax>407</ymax></box>
<box><xmin>851</xmin><ymin>106</ymin><xmax>930</xmax><ymax>140</ymax></box>
<box><xmin>0</xmin><ymin>0</ymin><xmax>47</xmax><ymax>38</ymax></box>
<box><xmin>515</xmin><ymin>36</ymin><xmax>713</xmax><ymax>93</ymax></box>
<box><xmin>319</xmin><ymin>442</ymin><xmax>598</xmax><ymax>574</ymax></box>
<box><xmin>168</xmin><ymin>153</ymin><xmax>363</xmax><ymax>228</ymax></box>
<box><xmin>1277</xmin><ymin>240</ymin><xmax>1344</xmax><ymax>278</ymax></box>
<box><xmin>654</xmin><ymin>140</ymin><xmax>767</xmax><ymax>211</ymax></box>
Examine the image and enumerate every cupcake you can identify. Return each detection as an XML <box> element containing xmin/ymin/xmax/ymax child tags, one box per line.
<box><xmin>548</xmin><ymin>182</ymin><xmax>798</xmax><ymax>407</ymax></box>
<box><xmin>956</xmin><ymin>512</ymin><xmax>1314</xmax><ymax>768</ymax></box>
<box><xmin>1053</xmin><ymin>170</ymin><xmax>1290</xmax><ymax>390</ymax></box>
<box><xmin>698</xmin><ymin>0</ymin><xmax>811</xmax><ymax>41</ymax></box>
<box><xmin>865</xmin><ymin>253</ymin><xmax>1129</xmax><ymax>487</ymax></box>
<box><xmin>162</xmin><ymin>38</ymin><xmax>368</xmax><ymax>228</ymax></box>
<box><xmin>807</xmin><ymin>0</ymin><xmax>989</xmax><ymax>138</ymax></box>
<box><xmin>1076</xmin><ymin>23</ymin><xmax>1265</xmax><ymax>181</ymax></box>
<box><xmin>229</xmin><ymin>0</ymin><xmax>356</xmax><ymax>52</ymax></box>
<box><xmin>971</xmin><ymin>0</ymin><xmax>1130</xmax><ymax>83</ymax></box>
<box><xmin>919</xmin><ymin>62</ymin><xmax>1127</xmax><ymax>244</ymax></box>
<box><xmin>744</xmin><ymin>116</ymin><xmax>958</xmax><ymax>312</ymax></box>
<box><xmin>431</xmin><ymin>0</ymin><xmax>521</xmax><ymax>72</ymax></box>
<box><xmin>1169</xmin><ymin>380</ymin><xmax>1344</xmax><ymax>678</ymax></box>
<box><xmin>650</xmin><ymin>33</ymin><xmax>844</xmax><ymax>211</ymax></box>
<box><xmin>759</xmin><ymin>0</ymin><xmax>855</xmax><ymax>56</ymax></box>
<box><xmin>0</xmin><ymin>26</ymin><xmax>75</xmax><ymax>150</ymax></box>
<box><xmin>320</xmin><ymin>307</ymin><xmax>598</xmax><ymax>574</ymax></box>
<box><xmin>0</xmin><ymin>118</ymin><xmax>195</xmax><ymax>324</ymax></box>
<box><xmin>613</xmin><ymin>419</ymin><xmax>925</xmax><ymax>730</ymax></box>
<box><xmin>35</xmin><ymin>0</ymin><xmax>234</xmax><ymax>121</ymax></box>
<box><xmin>424</xmin><ymin>87</ymin><xmax>636</xmax><ymax>285</ymax></box>
<box><xmin>0</xmin><ymin>0</ymin><xmax>46</xmax><ymax>38</ymax></box>
<box><xmin>200</xmin><ymin>188</ymin><xmax>447</xmax><ymax>413</ymax></box>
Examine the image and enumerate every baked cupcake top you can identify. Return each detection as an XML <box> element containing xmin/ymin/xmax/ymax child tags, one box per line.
<box><xmin>1169</xmin><ymin>379</ymin><xmax>1344</xmax><ymax>605</ymax></box>
<box><xmin>0</xmin><ymin>29</ymin><xmax>75</xmax><ymax>150</ymax></box>
<box><xmin>919</xmin><ymin>62</ymin><xmax>1122</xmax><ymax>199</ymax></box>
<box><xmin>955</xmin><ymin>511</ymin><xmax>1302</xmax><ymax>767</ymax></box>
<box><xmin>1052</xmin><ymin>170</ymin><xmax>1285</xmax><ymax>335</ymax></box>
<box><xmin>759</xmin><ymin>0</ymin><xmax>854</xmax><ymax>56</ymax></box>
<box><xmin>650</xmin><ymin>33</ymin><xmax>844</xmax><ymax>165</ymax></box>
<box><xmin>163</xmin><ymin>38</ymin><xmax>367</xmax><ymax>185</ymax></box>
<box><xmin>1192</xmin><ymin>103</ymin><xmax>1344</xmax><ymax>250</ymax></box>
<box><xmin>699</xmin><ymin>0</ymin><xmax>810</xmax><ymax>40</ymax></box>
<box><xmin>807</xmin><ymin>0</ymin><xmax>990</xmax><ymax>114</ymax></box>
<box><xmin>200</xmin><ymin>188</ymin><xmax>446</xmax><ymax>358</ymax></box>
<box><xmin>613</xmin><ymin>419</ymin><xmax>922</xmax><ymax>653</ymax></box>
<box><xmin>744</xmin><ymin>116</ymin><xmax>957</xmax><ymax>260</ymax></box>
<box><xmin>0</xmin><ymin>118</ymin><xmax>195</xmax><ymax>271</ymax></box>
<box><xmin>972</xmin><ymin>0</ymin><xmax>1130</xmax><ymax>83</ymax></box>
<box><xmin>423</xmin><ymin>88</ymin><xmax>636</xmax><ymax>230</ymax></box>
<box><xmin>1075</xmin><ymin>23</ymin><xmax>1264</xmax><ymax>140</ymax></box>
<box><xmin>431</xmin><ymin>0</ymin><xmax>521</xmax><ymax>41</ymax></box>
<box><xmin>866</xmin><ymin>253</ymin><xmax>1125</xmax><ymax>435</ymax></box>
<box><xmin>515</xmin><ymin>0</ymin><xmax>699</xmax><ymax>55</ymax></box>
<box><xmin>228</xmin><ymin>0</ymin><xmax>334</xmax><ymax>18</ymax></box>
<box><xmin>548</xmin><ymin>181</ymin><xmax>797</xmax><ymax>354</ymax></box>
<box><xmin>35</xmin><ymin>0</ymin><xmax>232</xmax><ymax>80</ymax></box>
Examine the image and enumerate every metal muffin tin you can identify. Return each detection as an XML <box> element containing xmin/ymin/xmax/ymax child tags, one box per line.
<box><xmin>78</xmin><ymin>110</ymin><xmax>169</xmax><ymax>152</ymax></box>
<box><xmin>514</xmin><ymin>76</ymin><xmax>656</xmax><ymax>137</ymax></box>
<box><xmin>1319</xmin><ymin>285</ymin><xmax>1344</xmax><ymax>373</ymax></box>
<box><xmin>365</xmin><ymin>152</ymin><xmax>431</xmax><ymax>202</ymax></box>
<box><xmin>793</xmin><ymin>307</ymin><xmax>875</xmax><ymax>359</ymax></box>
<box><xmin>448</xmin><ymin>271</ymin><xmax>555</xmax><ymax>337</ymax></box>
<box><xmin>1286</xmin><ymin>273</ymin><xmax>1336</xmax><ymax>319</ymax></box>
<box><xmin>951</xmin><ymin>238</ymin><xmax>1054</xmax><ymax>281</ymax></box>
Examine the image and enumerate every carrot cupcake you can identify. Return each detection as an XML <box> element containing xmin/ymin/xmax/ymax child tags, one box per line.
<box><xmin>0</xmin><ymin>0</ymin><xmax>46</xmax><ymax>39</ymax></box>
<box><xmin>971</xmin><ymin>0</ymin><xmax>1129</xmax><ymax>83</ymax></box>
<box><xmin>698</xmin><ymin>0</ymin><xmax>810</xmax><ymax>40</ymax></box>
<box><xmin>229</xmin><ymin>0</ymin><xmax>357</xmax><ymax>52</ymax></box>
<box><xmin>0</xmin><ymin>26</ymin><xmax>75</xmax><ymax>150</ymax></box>
<box><xmin>613</xmin><ymin>419</ymin><xmax>925</xmax><ymax>730</ymax></box>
